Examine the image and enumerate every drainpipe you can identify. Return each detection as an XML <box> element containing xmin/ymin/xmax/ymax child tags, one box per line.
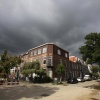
<box><xmin>65</xmin><ymin>62</ymin><xmax>67</xmax><ymax>82</ymax></box>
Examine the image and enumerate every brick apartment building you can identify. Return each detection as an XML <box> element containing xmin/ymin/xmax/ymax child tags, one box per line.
<box><xmin>20</xmin><ymin>43</ymin><xmax>69</xmax><ymax>79</ymax></box>
<box><xmin>20</xmin><ymin>43</ymin><xmax>89</xmax><ymax>80</ymax></box>
<box><xmin>69</xmin><ymin>56</ymin><xmax>89</xmax><ymax>78</ymax></box>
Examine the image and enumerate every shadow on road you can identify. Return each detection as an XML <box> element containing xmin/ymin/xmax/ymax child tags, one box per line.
<box><xmin>84</xmin><ymin>82</ymin><xmax>100</xmax><ymax>90</ymax></box>
<box><xmin>0</xmin><ymin>84</ymin><xmax>59</xmax><ymax>100</ymax></box>
<box><xmin>91</xmin><ymin>98</ymin><xmax>99</xmax><ymax>100</ymax></box>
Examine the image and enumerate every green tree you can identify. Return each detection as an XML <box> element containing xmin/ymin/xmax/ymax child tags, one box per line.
<box><xmin>79</xmin><ymin>33</ymin><xmax>100</xmax><ymax>65</ymax></box>
<box><xmin>0</xmin><ymin>50</ymin><xmax>22</xmax><ymax>75</ymax></box>
<box><xmin>92</xmin><ymin>66</ymin><xmax>100</xmax><ymax>78</ymax></box>
<box><xmin>0</xmin><ymin>65</ymin><xmax>4</xmax><ymax>73</ymax></box>
<box><xmin>56</xmin><ymin>63</ymin><xmax>64</xmax><ymax>83</ymax></box>
<box><xmin>21</xmin><ymin>61</ymin><xmax>40</xmax><ymax>75</ymax></box>
<box><xmin>92</xmin><ymin>66</ymin><xmax>100</xmax><ymax>73</ymax></box>
<box><xmin>34</xmin><ymin>61</ymin><xmax>40</xmax><ymax>70</ymax></box>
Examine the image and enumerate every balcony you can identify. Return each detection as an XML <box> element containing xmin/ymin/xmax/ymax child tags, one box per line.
<box><xmin>47</xmin><ymin>59</ymin><xmax>53</xmax><ymax>67</ymax></box>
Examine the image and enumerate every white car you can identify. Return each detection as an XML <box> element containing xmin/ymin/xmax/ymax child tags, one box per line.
<box><xmin>77</xmin><ymin>77</ymin><xmax>85</xmax><ymax>82</ymax></box>
<box><xmin>84</xmin><ymin>75</ymin><xmax>91</xmax><ymax>81</ymax></box>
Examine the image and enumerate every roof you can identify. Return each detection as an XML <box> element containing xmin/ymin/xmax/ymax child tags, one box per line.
<box><xmin>20</xmin><ymin>43</ymin><xmax>69</xmax><ymax>56</ymax></box>
<box><xmin>69</xmin><ymin>56</ymin><xmax>77</xmax><ymax>62</ymax></box>
<box><xmin>28</xmin><ymin>43</ymin><xmax>54</xmax><ymax>51</ymax></box>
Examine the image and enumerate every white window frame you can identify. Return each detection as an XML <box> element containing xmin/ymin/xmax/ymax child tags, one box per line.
<box><xmin>34</xmin><ymin>50</ymin><xmax>37</xmax><ymax>55</ymax></box>
<box><xmin>30</xmin><ymin>51</ymin><xmax>33</xmax><ymax>56</ymax></box>
<box><xmin>38</xmin><ymin>49</ymin><xmax>42</xmax><ymax>54</ymax></box>
<box><xmin>57</xmin><ymin>49</ymin><xmax>61</xmax><ymax>55</ymax></box>
<box><xmin>43</xmin><ymin>47</ymin><xmax>47</xmax><ymax>53</ymax></box>
<box><xmin>65</xmin><ymin>53</ymin><xmax>68</xmax><ymax>58</ymax></box>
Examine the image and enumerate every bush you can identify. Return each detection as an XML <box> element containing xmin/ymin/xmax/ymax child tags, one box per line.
<box><xmin>92</xmin><ymin>73</ymin><xmax>99</xmax><ymax>78</ymax></box>
<box><xmin>33</xmin><ymin>76</ymin><xmax>53</xmax><ymax>83</ymax></box>
<box><xmin>43</xmin><ymin>76</ymin><xmax>53</xmax><ymax>83</ymax></box>
<box><xmin>0</xmin><ymin>73</ymin><xmax>6</xmax><ymax>78</ymax></box>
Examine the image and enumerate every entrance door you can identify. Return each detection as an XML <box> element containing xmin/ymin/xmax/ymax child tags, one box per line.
<box><xmin>48</xmin><ymin>68</ymin><xmax>53</xmax><ymax>78</ymax></box>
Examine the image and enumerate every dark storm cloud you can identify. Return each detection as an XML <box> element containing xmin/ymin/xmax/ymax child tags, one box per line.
<box><xmin>0</xmin><ymin>0</ymin><xmax>100</xmax><ymax>57</ymax></box>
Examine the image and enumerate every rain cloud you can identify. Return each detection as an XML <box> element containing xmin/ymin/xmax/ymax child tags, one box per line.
<box><xmin>0</xmin><ymin>0</ymin><xmax>100</xmax><ymax>57</ymax></box>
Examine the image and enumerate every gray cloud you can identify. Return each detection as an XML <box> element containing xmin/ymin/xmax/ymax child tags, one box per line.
<box><xmin>0</xmin><ymin>0</ymin><xmax>100</xmax><ymax>57</ymax></box>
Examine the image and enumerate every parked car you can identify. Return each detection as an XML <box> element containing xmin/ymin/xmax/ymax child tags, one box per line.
<box><xmin>67</xmin><ymin>78</ymin><xmax>78</xmax><ymax>84</ymax></box>
<box><xmin>77</xmin><ymin>77</ymin><xmax>85</xmax><ymax>82</ymax></box>
<box><xmin>84</xmin><ymin>75</ymin><xmax>91</xmax><ymax>81</ymax></box>
<box><xmin>92</xmin><ymin>76</ymin><xmax>98</xmax><ymax>80</ymax></box>
<box><xmin>0</xmin><ymin>78</ymin><xmax>5</xmax><ymax>85</ymax></box>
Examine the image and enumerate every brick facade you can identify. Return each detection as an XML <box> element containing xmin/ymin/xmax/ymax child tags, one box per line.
<box><xmin>20</xmin><ymin>43</ymin><xmax>89</xmax><ymax>80</ymax></box>
<box><xmin>20</xmin><ymin>43</ymin><xmax>69</xmax><ymax>79</ymax></box>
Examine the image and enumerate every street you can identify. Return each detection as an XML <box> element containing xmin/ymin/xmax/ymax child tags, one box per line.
<box><xmin>0</xmin><ymin>80</ymin><xmax>100</xmax><ymax>100</ymax></box>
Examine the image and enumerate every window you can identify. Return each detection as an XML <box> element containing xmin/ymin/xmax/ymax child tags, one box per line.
<box><xmin>34</xmin><ymin>50</ymin><xmax>37</xmax><ymax>55</ymax></box>
<box><xmin>38</xmin><ymin>49</ymin><xmax>41</xmax><ymax>54</ymax></box>
<box><xmin>30</xmin><ymin>51</ymin><xmax>33</xmax><ymax>56</ymax></box>
<box><xmin>57</xmin><ymin>49</ymin><xmax>61</xmax><ymax>55</ymax></box>
<box><xmin>65</xmin><ymin>53</ymin><xmax>68</xmax><ymax>58</ymax></box>
<box><xmin>43</xmin><ymin>47</ymin><xmax>47</xmax><ymax>53</ymax></box>
<box><xmin>43</xmin><ymin>57</ymin><xmax>46</xmax><ymax>64</ymax></box>
<box><xmin>47</xmin><ymin>56</ymin><xmax>53</xmax><ymax>66</ymax></box>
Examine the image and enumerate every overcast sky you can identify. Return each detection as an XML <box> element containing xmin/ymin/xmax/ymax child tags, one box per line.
<box><xmin>0</xmin><ymin>0</ymin><xmax>100</xmax><ymax>57</ymax></box>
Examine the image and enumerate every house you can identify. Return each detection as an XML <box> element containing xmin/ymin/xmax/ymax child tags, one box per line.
<box><xmin>20</xmin><ymin>43</ymin><xmax>69</xmax><ymax>79</ymax></box>
<box><xmin>69</xmin><ymin>56</ymin><xmax>89</xmax><ymax>78</ymax></box>
<box><xmin>20</xmin><ymin>43</ymin><xmax>89</xmax><ymax>80</ymax></box>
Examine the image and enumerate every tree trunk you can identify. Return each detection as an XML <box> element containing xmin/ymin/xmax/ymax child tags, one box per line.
<box><xmin>59</xmin><ymin>76</ymin><xmax>62</xmax><ymax>83</ymax></box>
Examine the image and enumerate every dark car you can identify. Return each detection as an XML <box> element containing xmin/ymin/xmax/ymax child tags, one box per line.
<box><xmin>67</xmin><ymin>78</ymin><xmax>78</xmax><ymax>84</ymax></box>
<box><xmin>92</xmin><ymin>76</ymin><xmax>98</xmax><ymax>80</ymax></box>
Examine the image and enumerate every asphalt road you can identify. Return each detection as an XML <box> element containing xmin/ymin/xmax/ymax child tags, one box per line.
<box><xmin>0</xmin><ymin>83</ymin><xmax>59</xmax><ymax>100</ymax></box>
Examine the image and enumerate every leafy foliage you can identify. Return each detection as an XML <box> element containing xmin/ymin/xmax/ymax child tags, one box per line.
<box><xmin>20</xmin><ymin>61</ymin><xmax>52</xmax><ymax>83</ymax></box>
<box><xmin>92</xmin><ymin>73</ymin><xmax>99</xmax><ymax>78</ymax></box>
<box><xmin>79</xmin><ymin>33</ymin><xmax>100</xmax><ymax>65</ymax></box>
<box><xmin>56</xmin><ymin>63</ymin><xmax>64</xmax><ymax>83</ymax></box>
<box><xmin>21</xmin><ymin>69</ymin><xmax>35</xmax><ymax>75</ymax></box>
<box><xmin>21</xmin><ymin>61</ymin><xmax>43</xmax><ymax>75</ymax></box>
<box><xmin>0</xmin><ymin>50</ymin><xmax>22</xmax><ymax>75</ymax></box>
<box><xmin>91</xmin><ymin>66</ymin><xmax>100</xmax><ymax>78</ymax></box>
<box><xmin>0</xmin><ymin>65</ymin><xmax>4</xmax><ymax>73</ymax></box>
<box><xmin>34</xmin><ymin>61</ymin><xmax>40</xmax><ymax>70</ymax></box>
<box><xmin>56</xmin><ymin>63</ymin><xmax>64</xmax><ymax>75</ymax></box>
<box><xmin>92</xmin><ymin>66</ymin><xmax>100</xmax><ymax>73</ymax></box>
